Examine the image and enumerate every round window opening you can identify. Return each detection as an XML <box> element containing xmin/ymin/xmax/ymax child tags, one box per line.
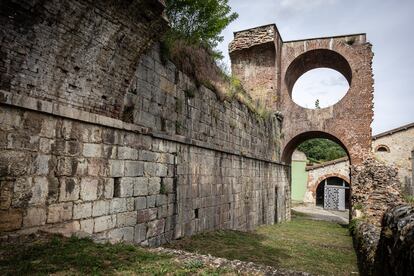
<box><xmin>292</xmin><ymin>68</ymin><xmax>350</xmax><ymax>109</ymax></box>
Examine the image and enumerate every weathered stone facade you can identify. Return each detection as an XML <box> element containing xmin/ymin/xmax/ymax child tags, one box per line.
<box><xmin>230</xmin><ymin>25</ymin><xmax>373</xmax><ymax>165</ymax></box>
<box><xmin>0</xmin><ymin>0</ymin><xmax>290</xmax><ymax>244</ymax></box>
<box><xmin>372</xmin><ymin>123</ymin><xmax>414</xmax><ymax>194</ymax></box>
<box><xmin>351</xmin><ymin>158</ymin><xmax>403</xmax><ymax>226</ymax></box>
<box><xmin>305</xmin><ymin>157</ymin><xmax>350</xmax><ymax>204</ymax></box>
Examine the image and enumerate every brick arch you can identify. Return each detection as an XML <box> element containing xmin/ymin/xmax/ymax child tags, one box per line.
<box><xmin>281</xmin><ymin>130</ymin><xmax>350</xmax><ymax>164</ymax></box>
<box><xmin>279</xmin><ymin>35</ymin><xmax>373</xmax><ymax>166</ymax></box>
<box><xmin>313</xmin><ymin>173</ymin><xmax>350</xmax><ymax>192</ymax></box>
<box><xmin>285</xmin><ymin>49</ymin><xmax>352</xmax><ymax>97</ymax></box>
<box><xmin>308</xmin><ymin>173</ymin><xmax>351</xmax><ymax>204</ymax></box>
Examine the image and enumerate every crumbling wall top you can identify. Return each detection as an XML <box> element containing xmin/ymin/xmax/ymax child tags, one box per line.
<box><xmin>229</xmin><ymin>24</ymin><xmax>278</xmax><ymax>53</ymax></box>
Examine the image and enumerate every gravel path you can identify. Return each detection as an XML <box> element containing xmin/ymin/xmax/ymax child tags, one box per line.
<box><xmin>292</xmin><ymin>206</ymin><xmax>349</xmax><ymax>224</ymax></box>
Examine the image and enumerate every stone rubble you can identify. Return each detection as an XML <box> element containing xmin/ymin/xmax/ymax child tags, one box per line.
<box><xmin>150</xmin><ymin>247</ymin><xmax>311</xmax><ymax>276</ymax></box>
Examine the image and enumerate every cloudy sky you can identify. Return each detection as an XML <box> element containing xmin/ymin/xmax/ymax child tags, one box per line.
<box><xmin>217</xmin><ymin>0</ymin><xmax>414</xmax><ymax>135</ymax></box>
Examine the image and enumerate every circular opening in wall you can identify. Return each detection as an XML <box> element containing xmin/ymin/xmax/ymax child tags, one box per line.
<box><xmin>292</xmin><ymin>68</ymin><xmax>350</xmax><ymax>109</ymax></box>
<box><xmin>285</xmin><ymin>49</ymin><xmax>352</xmax><ymax>109</ymax></box>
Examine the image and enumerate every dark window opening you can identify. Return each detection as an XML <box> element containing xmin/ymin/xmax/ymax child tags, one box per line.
<box><xmin>113</xmin><ymin>177</ymin><xmax>121</xmax><ymax>198</ymax></box>
<box><xmin>376</xmin><ymin>145</ymin><xmax>389</xmax><ymax>152</ymax></box>
<box><xmin>194</xmin><ymin>208</ymin><xmax>199</xmax><ymax>219</ymax></box>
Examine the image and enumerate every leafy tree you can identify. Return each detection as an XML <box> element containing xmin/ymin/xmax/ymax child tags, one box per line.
<box><xmin>297</xmin><ymin>138</ymin><xmax>347</xmax><ymax>163</ymax></box>
<box><xmin>315</xmin><ymin>99</ymin><xmax>320</xmax><ymax>109</ymax></box>
<box><xmin>165</xmin><ymin>0</ymin><xmax>238</xmax><ymax>56</ymax></box>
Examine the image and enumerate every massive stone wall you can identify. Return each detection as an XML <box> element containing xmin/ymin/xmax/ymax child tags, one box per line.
<box><xmin>0</xmin><ymin>0</ymin><xmax>167</xmax><ymax>119</ymax></box>
<box><xmin>0</xmin><ymin>1</ymin><xmax>289</xmax><ymax>244</ymax></box>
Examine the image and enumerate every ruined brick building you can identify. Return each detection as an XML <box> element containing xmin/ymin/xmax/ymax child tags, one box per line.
<box><xmin>0</xmin><ymin>0</ymin><xmax>375</xmax><ymax>245</ymax></box>
<box><xmin>290</xmin><ymin>122</ymin><xmax>414</xmax><ymax>210</ymax></box>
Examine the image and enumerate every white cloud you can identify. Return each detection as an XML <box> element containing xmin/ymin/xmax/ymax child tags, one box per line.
<box><xmin>280</xmin><ymin>0</ymin><xmax>338</xmax><ymax>12</ymax></box>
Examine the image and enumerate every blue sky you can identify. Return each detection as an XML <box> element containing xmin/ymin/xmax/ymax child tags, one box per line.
<box><xmin>217</xmin><ymin>0</ymin><xmax>414</xmax><ymax>135</ymax></box>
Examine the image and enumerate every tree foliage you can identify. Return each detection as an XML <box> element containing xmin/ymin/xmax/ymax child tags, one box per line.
<box><xmin>165</xmin><ymin>0</ymin><xmax>238</xmax><ymax>55</ymax></box>
<box><xmin>297</xmin><ymin>138</ymin><xmax>347</xmax><ymax>163</ymax></box>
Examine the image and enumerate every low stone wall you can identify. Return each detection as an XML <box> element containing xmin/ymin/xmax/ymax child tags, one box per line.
<box><xmin>352</xmin><ymin>204</ymin><xmax>414</xmax><ymax>276</ymax></box>
<box><xmin>374</xmin><ymin>204</ymin><xmax>414</xmax><ymax>275</ymax></box>
<box><xmin>351</xmin><ymin>220</ymin><xmax>381</xmax><ymax>275</ymax></box>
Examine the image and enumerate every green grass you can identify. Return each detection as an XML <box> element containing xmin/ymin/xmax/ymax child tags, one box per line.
<box><xmin>0</xmin><ymin>235</ymin><xmax>233</xmax><ymax>275</ymax></box>
<box><xmin>166</xmin><ymin>212</ymin><xmax>359</xmax><ymax>275</ymax></box>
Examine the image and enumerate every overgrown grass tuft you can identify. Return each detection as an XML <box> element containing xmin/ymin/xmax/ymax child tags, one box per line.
<box><xmin>0</xmin><ymin>235</ymin><xmax>233</xmax><ymax>275</ymax></box>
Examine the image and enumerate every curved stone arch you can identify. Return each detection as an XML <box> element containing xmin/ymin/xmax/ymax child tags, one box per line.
<box><xmin>285</xmin><ymin>49</ymin><xmax>353</xmax><ymax>101</ymax></box>
<box><xmin>308</xmin><ymin>173</ymin><xmax>351</xmax><ymax>206</ymax></box>
<box><xmin>313</xmin><ymin>173</ymin><xmax>350</xmax><ymax>192</ymax></box>
<box><xmin>281</xmin><ymin>130</ymin><xmax>350</xmax><ymax>164</ymax></box>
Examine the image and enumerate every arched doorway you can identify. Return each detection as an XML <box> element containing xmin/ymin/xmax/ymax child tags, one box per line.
<box><xmin>281</xmin><ymin>131</ymin><xmax>350</xmax><ymax>164</ymax></box>
<box><xmin>316</xmin><ymin>177</ymin><xmax>350</xmax><ymax>211</ymax></box>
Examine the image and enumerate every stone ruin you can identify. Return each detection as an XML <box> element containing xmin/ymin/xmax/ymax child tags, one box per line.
<box><xmin>3</xmin><ymin>0</ymin><xmax>408</xmax><ymax>259</ymax></box>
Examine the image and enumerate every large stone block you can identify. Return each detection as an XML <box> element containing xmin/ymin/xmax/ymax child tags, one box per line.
<box><xmin>73</xmin><ymin>202</ymin><xmax>92</xmax><ymax>219</ymax></box>
<box><xmin>118</xmin><ymin>147</ymin><xmax>138</xmax><ymax>160</ymax></box>
<box><xmin>156</xmin><ymin>194</ymin><xmax>167</xmax><ymax>206</ymax></box>
<box><xmin>83</xmin><ymin>143</ymin><xmax>102</xmax><ymax>158</ymax></box>
<box><xmin>103</xmin><ymin>178</ymin><xmax>114</xmax><ymax>199</ymax></box>
<box><xmin>144</xmin><ymin>162</ymin><xmax>168</xmax><ymax>177</ymax></box>
<box><xmin>109</xmin><ymin>160</ymin><xmax>124</xmax><ymax>177</ymax></box>
<box><xmin>11</xmin><ymin>177</ymin><xmax>33</xmax><ymax>208</ymax></box>
<box><xmin>29</xmin><ymin>177</ymin><xmax>48</xmax><ymax>205</ymax></box>
<box><xmin>108</xmin><ymin>227</ymin><xmax>134</xmax><ymax>242</ymax></box>
<box><xmin>137</xmin><ymin>208</ymin><xmax>157</xmax><ymax>223</ymax></box>
<box><xmin>47</xmin><ymin>202</ymin><xmax>73</xmax><ymax>223</ymax></box>
<box><xmin>134</xmin><ymin>223</ymin><xmax>147</xmax><ymax>243</ymax></box>
<box><xmin>59</xmin><ymin>178</ymin><xmax>80</xmax><ymax>202</ymax></box>
<box><xmin>139</xmin><ymin>150</ymin><xmax>157</xmax><ymax>162</ymax></box>
<box><xmin>148</xmin><ymin>177</ymin><xmax>161</xmax><ymax>195</ymax></box>
<box><xmin>115</xmin><ymin>178</ymin><xmax>134</xmax><ymax>197</ymax></box>
<box><xmin>80</xmin><ymin>177</ymin><xmax>98</xmax><ymax>201</ymax></box>
<box><xmin>33</xmin><ymin>154</ymin><xmax>51</xmax><ymax>175</ymax></box>
<box><xmin>0</xmin><ymin>180</ymin><xmax>13</xmax><ymax>210</ymax></box>
<box><xmin>134</xmin><ymin>177</ymin><xmax>148</xmax><ymax>196</ymax></box>
<box><xmin>117</xmin><ymin>211</ymin><xmax>137</xmax><ymax>227</ymax></box>
<box><xmin>147</xmin><ymin>219</ymin><xmax>165</xmax><ymax>238</ymax></box>
<box><xmin>23</xmin><ymin>207</ymin><xmax>47</xmax><ymax>227</ymax></box>
<box><xmin>147</xmin><ymin>195</ymin><xmax>157</xmax><ymax>208</ymax></box>
<box><xmin>110</xmin><ymin>198</ymin><xmax>127</xmax><ymax>214</ymax></box>
<box><xmin>80</xmin><ymin>218</ymin><xmax>94</xmax><ymax>234</ymax></box>
<box><xmin>135</xmin><ymin>197</ymin><xmax>147</xmax><ymax>210</ymax></box>
<box><xmin>94</xmin><ymin>215</ymin><xmax>116</xmax><ymax>233</ymax></box>
<box><xmin>0</xmin><ymin>209</ymin><xmax>22</xmax><ymax>231</ymax></box>
<box><xmin>124</xmin><ymin>161</ymin><xmax>144</xmax><ymax>177</ymax></box>
<box><xmin>92</xmin><ymin>200</ymin><xmax>110</xmax><ymax>217</ymax></box>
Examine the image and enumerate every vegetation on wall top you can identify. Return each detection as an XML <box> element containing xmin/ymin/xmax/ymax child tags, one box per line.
<box><xmin>165</xmin><ymin>0</ymin><xmax>238</xmax><ymax>58</ymax></box>
<box><xmin>162</xmin><ymin>0</ymin><xmax>271</xmax><ymax>120</ymax></box>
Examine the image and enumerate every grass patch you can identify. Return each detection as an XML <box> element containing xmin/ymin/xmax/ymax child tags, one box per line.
<box><xmin>166</xmin><ymin>215</ymin><xmax>358</xmax><ymax>275</ymax></box>
<box><xmin>0</xmin><ymin>235</ymin><xmax>233</xmax><ymax>275</ymax></box>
